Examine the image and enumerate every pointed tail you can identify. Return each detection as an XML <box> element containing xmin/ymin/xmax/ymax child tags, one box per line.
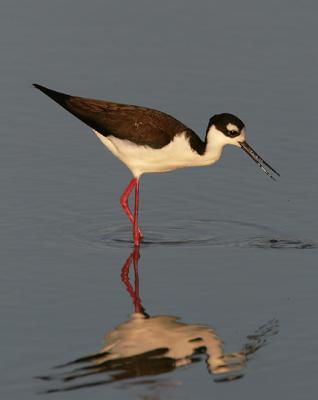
<box><xmin>33</xmin><ymin>83</ymin><xmax>72</xmax><ymax>109</ymax></box>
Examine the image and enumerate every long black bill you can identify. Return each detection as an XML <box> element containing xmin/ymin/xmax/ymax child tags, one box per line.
<box><xmin>239</xmin><ymin>141</ymin><xmax>280</xmax><ymax>181</ymax></box>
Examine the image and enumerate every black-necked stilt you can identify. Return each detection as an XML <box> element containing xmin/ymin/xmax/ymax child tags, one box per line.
<box><xmin>34</xmin><ymin>84</ymin><xmax>279</xmax><ymax>246</ymax></box>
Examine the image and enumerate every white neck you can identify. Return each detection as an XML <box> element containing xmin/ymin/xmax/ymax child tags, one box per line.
<box><xmin>198</xmin><ymin>127</ymin><xmax>228</xmax><ymax>165</ymax></box>
<box><xmin>197</xmin><ymin>125</ymin><xmax>244</xmax><ymax>166</ymax></box>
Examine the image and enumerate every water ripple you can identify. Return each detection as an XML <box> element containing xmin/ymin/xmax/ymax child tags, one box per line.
<box><xmin>248</xmin><ymin>237</ymin><xmax>318</xmax><ymax>250</ymax></box>
<box><xmin>76</xmin><ymin>219</ymin><xmax>317</xmax><ymax>250</ymax></box>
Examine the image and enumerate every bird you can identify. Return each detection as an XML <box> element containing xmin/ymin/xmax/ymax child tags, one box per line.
<box><xmin>33</xmin><ymin>84</ymin><xmax>279</xmax><ymax>246</ymax></box>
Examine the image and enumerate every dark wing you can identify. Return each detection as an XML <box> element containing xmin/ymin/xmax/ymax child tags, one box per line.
<box><xmin>33</xmin><ymin>84</ymin><xmax>196</xmax><ymax>149</ymax></box>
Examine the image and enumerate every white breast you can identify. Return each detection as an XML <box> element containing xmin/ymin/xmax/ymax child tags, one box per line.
<box><xmin>93</xmin><ymin>130</ymin><xmax>206</xmax><ymax>178</ymax></box>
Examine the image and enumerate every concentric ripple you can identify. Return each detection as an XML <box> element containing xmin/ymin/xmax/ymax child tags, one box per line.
<box><xmin>74</xmin><ymin>218</ymin><xmax>317</xmax><ymax>250</ymax></box>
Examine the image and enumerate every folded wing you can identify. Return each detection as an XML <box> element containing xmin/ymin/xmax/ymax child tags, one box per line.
<box><xmin>33</xmin><ymin>84</ymin><xmax>194</xmax><ymax>149</ymax></box>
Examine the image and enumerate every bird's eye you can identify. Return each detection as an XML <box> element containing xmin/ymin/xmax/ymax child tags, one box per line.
<box><xmin>228</xmin><ymin>130</ymin><xmax>239</xmax><ymax>138</ymax></box>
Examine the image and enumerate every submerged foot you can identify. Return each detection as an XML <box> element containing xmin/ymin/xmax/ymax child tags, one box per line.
<box><xmin>133</xmin><ymin>226</ymin><xmax>143</xmax><ymax>246</ymax></box>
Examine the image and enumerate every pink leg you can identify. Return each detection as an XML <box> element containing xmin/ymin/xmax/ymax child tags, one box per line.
<box><xmin>120</xmin><ymin>178</ymin><xmax>143</xmax><ymax>244</ymax></box>
<box><xmin>133</xmin><ymin>179</ymin><xmax>141</xmax><ymax>246</ymax></box>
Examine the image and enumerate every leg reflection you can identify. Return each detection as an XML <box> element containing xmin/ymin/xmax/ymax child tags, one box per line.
<box><xmin>37</xmin><ymin>248</ymin><xmax>279</xmax><ymax>394</ymax></box>
<box><xmin>120</xmin><ymin>245</ymin><xmax>148</xmax><ymax>316</ymax></box>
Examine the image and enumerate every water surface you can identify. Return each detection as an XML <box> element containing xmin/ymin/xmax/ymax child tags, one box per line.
<box><xmin>1</xmin><ymin>1</ymin><xmax>318</xmax><ymax>399</ymax></box>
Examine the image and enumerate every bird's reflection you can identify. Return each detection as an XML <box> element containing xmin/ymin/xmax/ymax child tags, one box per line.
<box><xmin>39</xmin><ymin>247</ymin><xmax>278</xmax><ymax>393</ymax></box>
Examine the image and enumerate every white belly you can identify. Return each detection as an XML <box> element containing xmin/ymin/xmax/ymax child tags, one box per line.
<box><xmin>93</xmin><ymin>130</ymin><xmax>206</xmax><ymax>178</ymax></box>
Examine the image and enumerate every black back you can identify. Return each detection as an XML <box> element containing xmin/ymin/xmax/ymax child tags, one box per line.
<box><xmin>34</xmin><ymin>84</ymin><xmax>204</xmax><ymax>152</ymax></box>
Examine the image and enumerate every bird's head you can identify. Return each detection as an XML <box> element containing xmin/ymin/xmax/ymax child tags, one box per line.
<box><xmin>206</xmin><ymin>113</ymin><xmax>279</xmax><ymax>180</ymax></box>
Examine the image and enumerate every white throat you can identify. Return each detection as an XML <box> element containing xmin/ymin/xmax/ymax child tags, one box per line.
<box><xmin>201</xmin><ymin>125</ymin><xmax>246</xmax><ymax>165</ymax></box>
<box><xmin>201</xmin><ymin>126</ymin><xmax>229</xmax><ymax>164</ymax></box>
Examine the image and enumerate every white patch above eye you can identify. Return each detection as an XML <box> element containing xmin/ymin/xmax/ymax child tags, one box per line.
<box><xmin>226</xmin><ymin>123</ymin><xmax>239</xmax><ymax>132</ymax></box>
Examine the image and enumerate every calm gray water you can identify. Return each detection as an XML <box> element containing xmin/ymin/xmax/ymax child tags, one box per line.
<box><xmin>1</xmin><ymin>1</ymin><xmax>318</xmax><ymax>399</ymax></box>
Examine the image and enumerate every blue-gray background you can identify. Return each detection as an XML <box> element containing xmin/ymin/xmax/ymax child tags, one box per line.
<box><xmin>1</xmin><ymin>1</ymin><xmax>317</xmax><ymax>399</ymax></box>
